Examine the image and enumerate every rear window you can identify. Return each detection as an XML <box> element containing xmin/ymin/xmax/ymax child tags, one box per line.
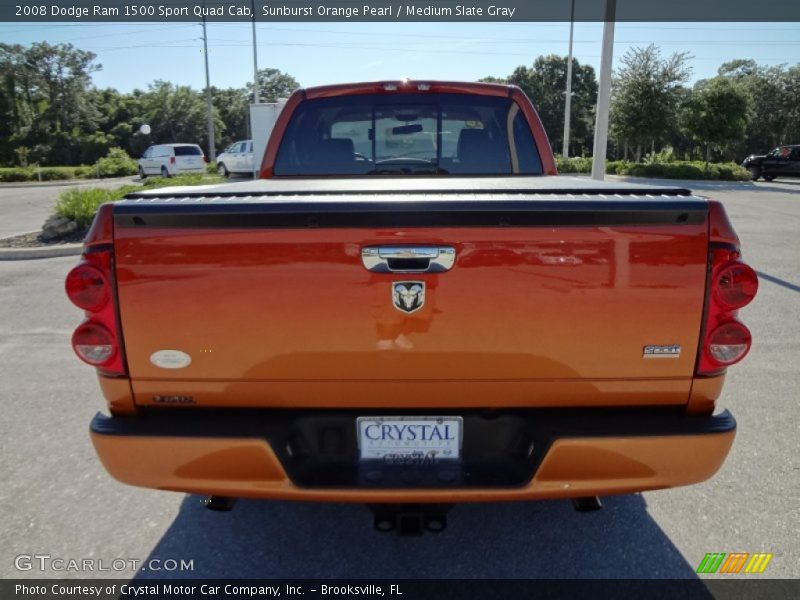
<box><xmin>274</xmin><ymin>93</ymin><xmax>543</xmax><ymax>176</ymax></box>
<box><xmin>174</xmin><ymin>146</ymin><xmax>203</xmax><ymax>156</ymax></box>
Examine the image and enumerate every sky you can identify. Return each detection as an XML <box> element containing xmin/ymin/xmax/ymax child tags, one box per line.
<box><xmin>1</xmin><ymin>21</ymin><xmax>799</xmax><ymax>92</ymax></box>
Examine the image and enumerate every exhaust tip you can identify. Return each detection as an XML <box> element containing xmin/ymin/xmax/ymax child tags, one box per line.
<box><xmin>203</xmin><ymin>496</ymin><xmax>237</xmax><ymax>512</ymax></box>
<box><xmin>572</xmin><ymin>496</ymin><xmax>603</xmax><ymax>512</ymax></box>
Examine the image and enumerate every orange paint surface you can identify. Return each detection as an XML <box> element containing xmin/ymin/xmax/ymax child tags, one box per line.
<box><xmin>113</xmin><ymin>224</ymin><xmax>708</xmax><ymax>408</ymax></box>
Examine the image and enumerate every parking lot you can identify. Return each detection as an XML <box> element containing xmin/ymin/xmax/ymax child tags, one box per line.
<box><xmin>0</xmin><ymin>177</ymin><xmax>797</xmax><ymax>579</ymax></box>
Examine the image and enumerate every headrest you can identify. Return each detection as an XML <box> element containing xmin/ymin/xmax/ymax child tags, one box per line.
<box><xmin>457</xmin><ymin>129</ymin><xmax>489</xmax><ymax>159</ymax></box>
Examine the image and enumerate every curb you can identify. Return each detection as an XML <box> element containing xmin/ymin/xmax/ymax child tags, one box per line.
<box><xmin>0</xmin><ymin>243</ymin><xmax>83</xmax><ymax>261</ymax></box>
<box><xmin>0</xmin><ymin>176</ymin><xmax>138</xmax><ymax>189</ymax></box>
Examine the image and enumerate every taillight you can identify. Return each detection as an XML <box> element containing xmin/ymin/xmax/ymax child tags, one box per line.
<box><xmin>169</xmin><ymin>156</ymin><xmax>176</xmax><ymax>164</ymax></box>
<box><xmin>713</xmin><ymin>261</ymin><xmax>758</xmax><ymax>310</ymax></box>
<box><xmin>72</xmin><ymin>322</ymin><xmax>116</xmax><ymax>365</ymax></box>
<box><xmin>707</xmin><ymin>321</ymin><xmax>752</xmax><ymax>365</ymax></box>
<box><xmin>696</xmin><ymin>201</ymin><xmax>758</xmax><ymax>376</ymax></box>
<box><xmin>65</xmin><ymin>264</ymin><xmax>109</xmax><ymax>311</ymax></box>
<box><xmin>65</xmin><ymin>204</ymin><xmax>127</xmax><ymax>376</ymax></box>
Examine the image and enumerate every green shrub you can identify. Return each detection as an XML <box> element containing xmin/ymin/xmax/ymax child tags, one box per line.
<box><xmin>93</xmin><ymin>147</ymin><xmax>138</xmax><ymax>177</ymax></box>
<box><xmin>141</xmin><ymin>173</ymin><xmax>224</xmax><ymax>188</ymax></box>
<box><xmin>553</xmin><ymin>158</ymin><xmax>750</xmax><ymax>181</ymax></box>
<box><xmin>606</xmin><ymin>160</ymin><xmax>630</xmax><ymax>175</ymax></box>
<box><xmin>642</xmin><ymin>148</ymin><xmax>676</xmax><ymax>164</ymax></box>
<box><xmin>0</xmin><ymin>167</ymin><xmax>35</xmax><ymax>182</ymax></box>
<box><xmin>706</xmin><ymin>162</ymin><xmax>751</xmax><ymax>181</ymax></box>
<box><xmin>54</xmin><ymin>174</ymin><xmax>225</xmax><ymax>230</ymax></box>
<box><xmin>38</xmin><ymin>167</ymin><xmax>78</xmax><ymax>181</ymax></box>
<box><xmin>616</xmin><ymin>160</ymin><xmax>750</xmax><ymax>181</ymax></box>
<box><xmin>55</xmin><ymin>187</ymin><xmax>118</xmax><ymax>229</ymax></box>
<box><xmin>73</xmin><ymin>166</ymin><xmax>94</xmax><ymax>178</ymax></box>
<box><xmin>555</xmin><ymin>156</ymin><xmax>592</xmax><ymax>174</ymax></box>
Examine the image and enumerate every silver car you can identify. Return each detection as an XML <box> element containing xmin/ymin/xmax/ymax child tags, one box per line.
<box><xmin>216</xmin><ymin>140</ymin><xmax>254</xmax><ymax>177</ymax></box>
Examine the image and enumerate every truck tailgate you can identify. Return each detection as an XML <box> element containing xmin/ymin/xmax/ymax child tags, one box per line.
<box><xmin>112</xmin><ymin>182</ymin><xmax>709</xmax><ymax>408</ymax></box>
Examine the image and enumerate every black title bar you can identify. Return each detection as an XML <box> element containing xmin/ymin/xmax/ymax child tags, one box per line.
<box><xmin>4</xmin><ymin>579</ymin><xmax>800</xmax><ymax>600</ymax></box>
<box><xmin>3</xmin><ymin>0</ymin><xmax>800</xmax><ymax>22</ymax></box>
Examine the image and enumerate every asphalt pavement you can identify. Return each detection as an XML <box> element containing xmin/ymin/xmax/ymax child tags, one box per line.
<box><xmin>0</xmin><ymin>177</ymin><xmax>797</xmax><ymax>579</ymax></box>
<box><xmin>0</xmin><ymin>177</ymin><xmax>137</xmax><ymax>240</ymax></box>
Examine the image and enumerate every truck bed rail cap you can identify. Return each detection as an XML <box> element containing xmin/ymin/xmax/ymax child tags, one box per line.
<box><xmin>126</xmin><ymin>176</ymin><xmax>694</xmax><ymax>199</ymax></box>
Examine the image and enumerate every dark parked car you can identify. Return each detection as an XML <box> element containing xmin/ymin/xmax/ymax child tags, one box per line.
<box><xmin>742</xmin><ymin>145</ymin><xmax>800</xmax><ymax>181</ymax></box>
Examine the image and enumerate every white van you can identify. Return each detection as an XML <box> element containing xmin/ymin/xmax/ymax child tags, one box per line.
<box><xmin>138</xmin><ymin>144</ymin><xmax>207</xmax><ymax>178</ymax></box>
<box><xmin>216</xmin><ymin>140</ymin><xmax>254</xmax><ymax>177</ymax></box>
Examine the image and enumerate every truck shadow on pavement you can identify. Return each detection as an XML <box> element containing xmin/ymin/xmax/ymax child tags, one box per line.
<box><xmin>135</xmin><ymin>494</ymin><xmax>700</xmax><ymax>578</ymax></box>
<box><xmin>610</xmin><ymin>176</ymin><xmax>800</xmax><ymax>195</ymax></box>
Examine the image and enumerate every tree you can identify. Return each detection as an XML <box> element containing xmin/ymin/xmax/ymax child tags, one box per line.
<box><xmin>253</xmin><ymin>68</ymin><xmax>300</xmax><ymax>103</ymax></box>
<box><xmin>0</xmin><ymin>43</ymin><xmax>303</xmax><ymax>166</ymax></box>
<box><xmin>481</xmin><ymin>55</ymin><xmax>598</xmax><ymax>155</ymax></box>
<box><xmin>610</xmin><ymin>45</ymin><xmax>692</xmax><ymax>161</ymax></box>
<box><xmin>718</xmin><ymin>60</ymin><xmax>800</xmax><ymax>156</ymax></box>
<box><xmin>0</xmin><ymin>42</ymin><xmax>103</xmax><ymax>164</ymax></box>
<box><xmin>681</xmin><ymin>77</ymin><xmax>750</xmax><ymax>165</ymax></box>
<box><xmin>24</xmin><ymin>42</ymin><xmax>101</xmax><ymax>135</ymax></box>
<box><xmin>213</xmin><ymin>86</ymin><xmax>250</xmax><ymax>147</ymax></box>
<box><xmin>138</xmin><ymin>81</ymin><xmax>224</xmax><ymax>156</ymax></box>
<box><xmin>478</xmin><ymin>75</ymin><xmax>507</xmax><ymax>84</ymax></box>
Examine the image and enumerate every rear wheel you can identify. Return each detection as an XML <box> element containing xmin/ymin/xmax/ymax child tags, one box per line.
<box><xmin>217</xmin><ymin>163</ymin><xmax>229</xmax><ymax>178</ymax></box>
<box><xmin>748</xmin><ymin>166</ymin><xmax>761</xmax><ymax>181</ymax></box>
<box><xmin>161</xmin><ymin>166</ymin><xmax>170</xmax><ymax>178</ymax></box>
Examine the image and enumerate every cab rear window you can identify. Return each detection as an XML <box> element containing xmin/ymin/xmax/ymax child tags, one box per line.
<box><xmin>274</xmin><ymin>93</ymin><xmax>543</xmax><ymax>176</ymax></box>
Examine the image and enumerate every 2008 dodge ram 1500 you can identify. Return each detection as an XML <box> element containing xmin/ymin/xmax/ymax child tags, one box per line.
<box><xmin>67</xmin><ymin>81</ymin><xmax>758</xmax><ymax>526</ymax></box>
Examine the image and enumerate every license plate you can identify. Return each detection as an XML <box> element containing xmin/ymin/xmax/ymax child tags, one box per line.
<box><xmin>357</xmin><ymin>416</ymin><xmax>462</xmax><ymax>461</ymax></box>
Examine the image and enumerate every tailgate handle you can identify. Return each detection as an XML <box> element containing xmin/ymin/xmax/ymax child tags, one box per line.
<box><xmin>361</xmin><ymin>246</ymin><xmax>456</xmax><ymax>273</ymax></box>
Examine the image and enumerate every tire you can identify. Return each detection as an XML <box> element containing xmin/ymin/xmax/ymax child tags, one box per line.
<box><xmin>217</xmin><ymin>163</ymin><xmax>229</xmax><ymax>178</ymax></box>
<box><xmin>138</xmin><ymin>166</ymin><xmax>146</xmax><ymax>180</ymax></box>
<box><xmin>161</xmin><ymin>166</ymin><xmax>171</xmax><ymax>178</ymax></box>
<box><xmin>763</xmin><ymin>175</ymin><xmax>775</xmax><ymax>182</ymax></box>
<box><xmin>748</xmin><ymin>166</ymin><xmax>761</xmax><ymax>181</ymax></box>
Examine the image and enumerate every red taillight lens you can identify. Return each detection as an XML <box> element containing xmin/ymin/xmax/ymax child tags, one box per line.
<box><xmin>706</xmin><ymin>321</ymin><xmax>752</xmax><ymax>365</ymax></box>
<box><xmin>72</xmin><ymin>322</ymin><xmax>117</xmax><ymax>366</ymax></box>
<box><xmin>65</xmin><ymin>264</ymin><xmax>109</xmax><ymax>311</ymax></box>
<box><xmin>170</xmin><ymin>156</ymin><xmax>176</xmax><ymax>164</ymax></box>
<box><xmin>713</xmin><ymin>261</ymin><xmax>758</xmax><ymax>310</ymax></box>
<box><xmin>65</xmin><ymin>204</ymin><xmax>127</xmax><ymax>377</ymax></box>
<box><xmin>696</xmin><ymin>201</ymin><xmax>757</xmax><ymax>376</ymax></box>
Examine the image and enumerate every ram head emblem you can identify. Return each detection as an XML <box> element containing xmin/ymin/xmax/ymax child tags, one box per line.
<box><xmin>392</xmin><ymin>281</ymin><xmax>425</xmax><ymax>314</ymax></box>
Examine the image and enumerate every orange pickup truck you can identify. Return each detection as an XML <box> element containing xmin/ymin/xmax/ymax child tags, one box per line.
<box><xmin>67</xmin><ymin>81</ymin><xmax>758</xmax><ymax>531</ymax></box>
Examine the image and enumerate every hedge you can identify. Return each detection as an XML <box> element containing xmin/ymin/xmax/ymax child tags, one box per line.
<box><xmin>0</xmin><ymin>166</ymin><xmax>93</xmax><ymax>182</ymax></box>
<box><xmin>555</xmin><ymin>156</ymin><xmax>751</xmax><ymax>181</ymax></box>
<box><xmin>0</xmin><ymin>148</ymin><xmax>138</xmax><ymax>183</ymax></box>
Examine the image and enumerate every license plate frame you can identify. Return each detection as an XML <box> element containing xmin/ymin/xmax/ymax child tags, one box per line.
<box><xmin>356</xmin><ymin>416</ymin><xmax>463</xmax><ymax>461</ymax></box>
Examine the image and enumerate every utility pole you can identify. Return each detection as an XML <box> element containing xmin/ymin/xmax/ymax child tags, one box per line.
<box><xmin>250</xmin><ymin>0</ymin><xmax>259</xmax><ymax>178</ymax></box>
<box><xmin>562</xmin><ymin>0</ymin><xmax>575</xmax><ymax>159</ymax></box>
<box><xmin>251</xmin><ymin>0</ymin><xmax>259</xmax><ymax>104</ymax></box>
<box><xmin>201</xmin><ymin>16</ymin><xmax>216</xmax><ymax>161</ymax></box>
<box><xmin>591</xmin><ymin>0</ymin><xmax>616</xmax><ymax>180</ymax></box>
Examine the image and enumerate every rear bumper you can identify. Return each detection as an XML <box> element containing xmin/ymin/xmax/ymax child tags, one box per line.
<box><xmin>90</xmin><ymin>408</ymin><xmax>736</xmax><ymax>503</ymax></box>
